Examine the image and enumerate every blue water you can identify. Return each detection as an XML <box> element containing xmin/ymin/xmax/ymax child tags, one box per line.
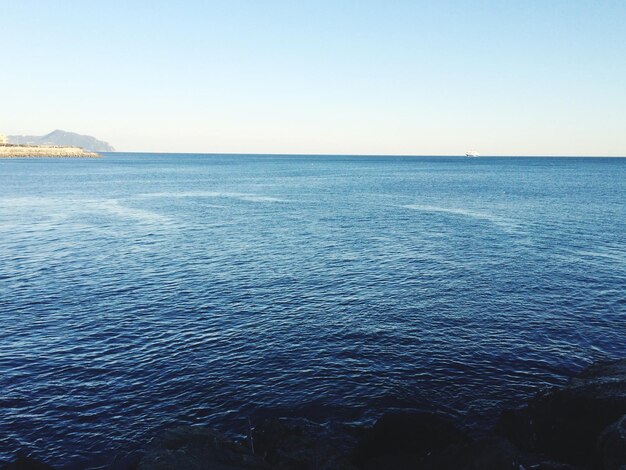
<box><xmin>1</xmin><ymin>154</ymin><xmax>625</xmax><ymax>468</ymax></box>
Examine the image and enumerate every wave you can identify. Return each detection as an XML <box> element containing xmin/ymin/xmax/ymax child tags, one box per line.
<box><xmin>402</xmin><ymin>204</ymin><xmax>519</xmax><ymax>233</ymax></box>
<box><xmin>96</xmin><ymin>200</ymin><xmax>172</xmax><ymax>225</ymax></box>
<box><xmin>573</xmin><ymin>248</ymin><xmax>626</xmax><ymax>264</ymax></box>
<box><xmin>139</xmin><ymin>191</ymin><xmax>286</xmax><ymax>203</ymax></box>
<box><xmin>0</xmin><ymin>197</ymin><xmax>172</xmax><ymax>226</ymax></box>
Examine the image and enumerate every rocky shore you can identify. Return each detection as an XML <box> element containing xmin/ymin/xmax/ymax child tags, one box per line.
<box><xmin>3</xmin><ymin>359</ymin><xmax>625</xmax><ymax>470</ymax></box>
<box><xmin>0</xmin><ymin>144</ymin><xmax>99</xmax><ymax>158</ymax></box>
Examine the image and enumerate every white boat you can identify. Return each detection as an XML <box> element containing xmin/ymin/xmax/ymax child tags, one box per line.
<box><xmin>465</xmin><ymin>150</ymin><xmax>479</xmax><ymax>157</ymax></box>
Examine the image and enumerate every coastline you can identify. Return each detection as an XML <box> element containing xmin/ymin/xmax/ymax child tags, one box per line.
<box><xmin>0</xmin><ymin>144</ymin><xmax>99</xmax><ymax>158</ymax></box>
<box><xmin>4</xmin><ymin>358</ymin><xmax>625</xmax><ymax>470</ymax></box>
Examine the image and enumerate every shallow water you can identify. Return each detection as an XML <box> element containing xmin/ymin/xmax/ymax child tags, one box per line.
<box><xmin>1</xmin><ymin>154</ymin><xmax>625</xmax><ymax>468</ymax></box>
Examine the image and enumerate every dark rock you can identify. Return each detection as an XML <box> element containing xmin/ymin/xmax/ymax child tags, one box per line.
<box><xmin>137</xmin><ymin>425</ymin><xmax>267</xmax><ymax>470</ymax></box>
<box><xmin>420</xmin><ymin>436</ymin><xmax>580</xmax><ymax>470</ymax></box>
<box><xmin>1</xmin><ymin>455</ymin><xmax>54</xmax><ymax>470</ymax></box>
<box><xmin>253</xmin><ymin>417</ymin><xmax>357</xmax><ymax>469</ymax></box>
<box><xmin>597</xmin><ymin>413</ymin><xmax>626</xmax><ymax>470</ymax></box>
<box><xmin>518</xmin><ymin>461</ymin><xmax>580</xmax><ymax>470</ymax></box>
<box><xmin>419</xmin><ymin>436</ymin><xmax>520</xmax><ymax>470</ymax></box>
<box><xmin>107</xmin><ymin>450</ymin><xmax>143</xmax><ymax>470</ymax></box>
<box><xmin>497</xmin><ymin>358</ymin><xmax>626</xmax><ymax>468</ymax></box>
<box><xmin>351</xmin><ymin>411</ymin><xmax>470</xmax><ymax>469</ymax></box>
<box><xmin>496</xmin><ymin>407</ymin><xmax>536</xmax><ymax>450</ymax></box>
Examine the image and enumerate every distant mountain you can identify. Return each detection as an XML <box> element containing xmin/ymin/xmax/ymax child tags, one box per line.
<box><xmin>8</xmin><ymin>130</ymin><xmax>115</xmax><ymax>152</ymax></box>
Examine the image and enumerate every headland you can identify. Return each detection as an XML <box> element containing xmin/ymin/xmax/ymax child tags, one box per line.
<box><xmin>0</xmin><ymin>132</ymin><xmax>100</xmax><ymax>158</ymax></box>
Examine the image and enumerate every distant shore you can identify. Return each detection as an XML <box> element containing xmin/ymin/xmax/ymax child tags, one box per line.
<box><xmin>0</xmin><ymin>144</ymin><xmax>99</xmax><ymax>158</ymax></box>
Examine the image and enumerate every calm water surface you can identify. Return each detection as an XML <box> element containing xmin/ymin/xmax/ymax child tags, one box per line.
<box><xmin>1</xmin><ymin>154</ymin><xmax>625</xmax><ymax>467</ymax></box>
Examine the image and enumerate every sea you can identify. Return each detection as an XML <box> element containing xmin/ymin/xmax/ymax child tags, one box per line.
<box><xmin>1</xmin><ymin>153</ymin><xmax>625</xmax><ymax>468</ymax></box>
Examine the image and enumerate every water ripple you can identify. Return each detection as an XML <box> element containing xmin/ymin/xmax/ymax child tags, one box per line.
<box><xmin>0</xmin><ymin>154</ymin><xmax>624</xmax><ymax>468</ymax></box>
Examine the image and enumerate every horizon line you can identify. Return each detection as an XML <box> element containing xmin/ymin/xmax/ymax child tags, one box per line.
<box><xmin>101</xmin><ymin>151</ymin><xmax>626</xmax><ymax>158</ymax></box>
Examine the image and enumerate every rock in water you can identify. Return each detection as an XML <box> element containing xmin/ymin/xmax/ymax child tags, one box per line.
<box><xmin>0</xmin><ymin>455</ymin><xmax>54</xmax><ymax>469</ymax></box>
<box><xmin>351</xmin><ymin>412</ymin><xmax>470</xmax><ymax>469</ymax></box>
<box><xmin>497</xmin><ymin>358</ymin><xmax>626</xmax><ymax>468</ymax></box>
<box><xmin>253</xmin><ymin>417</ymin><xmax>357</xmax><ymax>470</ymax></box>
<box><xmin>137</xmin><ymin>425</ymin><xmax>266</xmax><ymax>470</ymax></box>
<box><xmin>597</xmin><ymin>413</ymin><xmax>626</xmax><ymax>470</ymax></box>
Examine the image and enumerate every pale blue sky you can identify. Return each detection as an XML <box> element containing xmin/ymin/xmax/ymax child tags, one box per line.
<box><xmin>1</xmin><ymin>0</ymin><xmax>625</xmax><ymax>155</ymax></box>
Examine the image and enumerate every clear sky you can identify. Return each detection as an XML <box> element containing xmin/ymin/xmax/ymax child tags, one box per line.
<box><xmin>1</xmin><ymin>0</ymin><xmax>625</xmax><ymax>155</ymax></box>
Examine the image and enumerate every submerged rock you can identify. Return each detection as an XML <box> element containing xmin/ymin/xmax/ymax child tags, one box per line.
<box><xmin>351</xmin><ymin>411</ymin><xmax>470</xmax><ymax>469</ymax></box>
<box><xmin>137</xmin><ymin>425</ymin><xmax>266</xmax><ymax>470</ymax></box>
<box><xmin>417</xmin><ymin>436</ymin><xmax>520</xmax><ymax>470</ymax></box>
<box><xmin>497</xmin><ymin>358</ymin><xmax>626</xmax><ymax>468</ymax></box>
<box><xmin>253</xmin><ymin>417</ymin><xmax>357</xmax><ymax>470</ymax></box>
<box><xmin>15</xmin><ymin>357</ymin><xmax>622</xmax><ymax>469</ymax></box>
<box><xmin>0</xmin><ymin>455</ymin><xmax>54</xmax><ymax>470</ymax></box>
<box><xmin>597</xmin><ymin>414</ymin><xmax>626</xmax><ymax>470</ymax></box>
<box><xmin>423</xmin><ymin>436</ymin><xmax>584</xmax><ymax>470</ymax></box>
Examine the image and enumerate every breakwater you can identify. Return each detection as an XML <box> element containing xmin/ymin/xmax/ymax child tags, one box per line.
<box><xmin>0</xmin><ymin>144</ymin><xmax>99</xmax><ymax>158</ymax></box>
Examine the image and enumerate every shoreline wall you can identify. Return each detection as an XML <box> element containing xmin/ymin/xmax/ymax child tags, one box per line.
<box><xmin>0</xmin><ymin>145</ymin><xmax>99</xmax><ymax>158</ymax></box>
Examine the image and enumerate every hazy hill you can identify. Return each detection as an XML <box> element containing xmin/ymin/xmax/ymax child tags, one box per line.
<box><xmin>8</xmin><ymin>130</ymin><xmax>115</xmax><ymax>152</ymax></box>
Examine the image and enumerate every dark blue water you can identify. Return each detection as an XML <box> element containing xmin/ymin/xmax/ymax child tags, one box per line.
<box><xmin>1</xmin><ymin>154</ymin><xmax>625</xmax><ymax>468</ymax></box>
